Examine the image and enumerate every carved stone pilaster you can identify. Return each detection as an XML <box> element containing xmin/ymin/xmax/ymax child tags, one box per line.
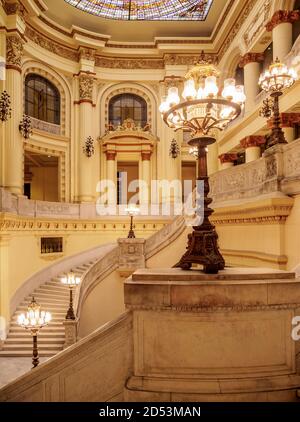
<box><xmin>63</xmin><ymin>320</ymin><xmax>77</xmax><ymax>349</ymax></box>
<box><xmin>266</xmin><ymin>10</ymin><xmax>300</xmax><ymax>32</ymax></box>
<box><xmin>6</xmin><ymin>34</ymin><xmax>24</xmax><ymax>72</ymax></box>
<box><xmin>79</xmin><ymin>74</ymin><xmax>94</xmax><ymax>102</ymax></box>
<box><xmin>240</xmin><ymin>136</ymin><xmax>265</xmax><ymax>149</ymax></box>
<box><xmin>239</xmin><ymin>52</ymin><xmax>264</xmax><ymax>68</ymax></box>
<box><xmin>118</xmin><ymin>238</ymin><xmax>146</xmax><ymax>278</ymax></box>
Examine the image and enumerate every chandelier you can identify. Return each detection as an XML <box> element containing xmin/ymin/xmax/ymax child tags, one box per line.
<box><xmin>259</xmin><ymin>58</ymin><xmax>297</xmax><ymax>148</ymax></box>
<box><xmin>159</xmin><ymin>53</ymin><xmax>246</xmax><ymax>274</ymax></box>
<box><xmin>18</xmin><ymin>297</ymin><xmax>51</xmax><ymax>368</ymax></box>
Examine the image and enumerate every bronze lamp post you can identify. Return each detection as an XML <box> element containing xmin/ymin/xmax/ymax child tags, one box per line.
<box><xmin>61</xmin><ymin>271</ymin><xmax>81</xmax><ymax>320</ymax></box>
<box><xmin>159</xmin><ymin>53</ymin><xmax>246</xmax><ymax>273</ymax></box>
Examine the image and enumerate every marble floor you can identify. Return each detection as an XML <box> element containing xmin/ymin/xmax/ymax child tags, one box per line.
<box><xmin>0</xmin><ymin>357</ymin><xmax>49</xmax><ymax>389</ymax></box>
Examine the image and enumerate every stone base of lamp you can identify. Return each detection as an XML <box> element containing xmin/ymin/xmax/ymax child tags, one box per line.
<box><xmin>118</xmin><ymin>238</ymin><xmax>146</xmax><ymax>278</ymax></box>
<box><xmin>63</xmin><ymin>320</ymin><xmax>77</xmax><ymax>349</ymax></box>
<box><xmin>124</xmin><ymin>267</ymin><xmax>300</xmax><ymax>402</ymax></box>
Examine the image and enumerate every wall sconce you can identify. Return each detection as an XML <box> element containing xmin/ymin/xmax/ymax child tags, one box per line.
<box><xmin>0</xmin><ymin>91</ymin><xmax>12</xmax><ymax>122</ymax></box>
<box><xmin>18</xmin><ymin>297</ymin><xmax>51</xmax><ymax>368</ymax></box>
<box><xmin>169</xmin><ymin>138</ymin><xmax>180</xmax><ymax>159</ymax></box>
<box><xmin>83</xmin><ymin>136</ymin><xmax>95</xmax><ymax>157</ymax></box>
<box><xmin>19</xmin><ymin>114</ymin><xmax>32</xmax><ymax>139</ymax></box>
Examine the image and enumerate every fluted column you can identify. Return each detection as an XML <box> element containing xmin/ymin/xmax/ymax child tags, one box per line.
<box><xmin>140</xmin><ymin>151</ymin><xmax>151</xmax><ymax>206</ymax></box>
<box><xmin>219</xmin><ymin>153</ymin><xmax>237</xmax><ymax>170</ymax></box>
<box><xmin>4</xmin><ymin>34</ymin><xmax>24</xmax><ymax>195</ymax></box>
<box><xmin>105</xmin><ymin>150</ymin><xmax>117</xmax><ymax>206</ymax></box>
<box><xmin>240</xmin><ymin>136</ymin><xmax>265</xmax><ymax>163</ymax></box>
<box><xmin>0</xmin><ymin>30</ymin><xmax>6</xmax><ymax>188</ymax></box>
<box><xmin>239</xmin><ymin>53</ymin><xmax>264</xmax><ymax>112</ymax></box>
<box><xmin>77</xmin><ymin>73</ymin><xmax>95</xmax><ymax>202</ymax></box>
<box><xmin>266</xmin><ymin>10</ymin><xmax>300</xmax><ymax>61</ymax></box>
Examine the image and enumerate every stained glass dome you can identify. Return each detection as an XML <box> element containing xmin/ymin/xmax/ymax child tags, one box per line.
<box><xmin>64</xmin><ymin>0</ymin><xmax>213</xmax><ymax>21</ymax></box>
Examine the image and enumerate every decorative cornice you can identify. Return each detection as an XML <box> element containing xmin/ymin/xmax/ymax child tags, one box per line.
<box><xmin>266</xmin><ymin>10</ymin><xmax>300</xmax><ymax>32</ymax></box>
<box><xmin>219</xmin><ymin>153</ymin><xmax>238</xmax><ymax>164</ymax></box>
<box><xmin>240</xmin><ymin>135</ymin><xmax>265</xmax><ymax>149</ymax></box>
<box><xmin>239</xmin><ymin>52</ymin><xmax>264</xmax><ymax>68</ymax></box>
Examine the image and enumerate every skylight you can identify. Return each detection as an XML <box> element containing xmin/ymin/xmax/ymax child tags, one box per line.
<box><xmin>64</xmin><ymin>0</ymin><xmax>213</xmax><ymax>21</ymax></box>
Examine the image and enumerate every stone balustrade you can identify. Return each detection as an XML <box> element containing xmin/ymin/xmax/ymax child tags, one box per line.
<box><xmin>210</xmin><ymin>139</ymin><xmax>300</xmax><ymax>205</ymax></box>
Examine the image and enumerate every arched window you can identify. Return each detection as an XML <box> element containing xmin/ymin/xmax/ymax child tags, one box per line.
<box><xmin>109</xmin><ymin>93</ymin><xmax>147</xmax><ymax>127</ymax></box>
<box><xmin>25</xmin><ymin>74</ymin><xmax>60</xmax><ymax>125</ymax></box>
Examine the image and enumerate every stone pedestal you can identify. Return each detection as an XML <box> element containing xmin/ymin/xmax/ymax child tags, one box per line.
<box><xmin>118</xmin><ymin>238</ymin><xmax>146</xmax><ymax>278</ymax></box>
<box><xmin>63</xmin><ymin>320</ymin><xmax>77</xmax><ymax>349</ymax></box>
<box><xmin>124</xmin><ymin>268</ymin><xmax>300</xmax><ymax>402</ymax></box>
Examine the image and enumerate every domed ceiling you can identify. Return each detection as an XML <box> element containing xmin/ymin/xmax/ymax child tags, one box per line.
<box><xmin>63</xmin><ymin>0</ymin><xmax>213</xmax><ymax>21</ymax></box>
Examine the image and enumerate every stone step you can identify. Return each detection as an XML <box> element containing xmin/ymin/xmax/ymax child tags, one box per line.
<box><xmin>15</xmin><ymin>306</ymin><xmax>66</xmax><ymax>313</ymax></box>
<box><xmin>44</xmin><ymin>281</ymin><xmax>70</xmax><ymax>289</ymax></box>
<box><xmin>9</xmin><ymin>327</ymin><xmax>65</xmax><ymax>334</ymax></box>
<box><xmin>0</xmin><ymin>351</ymin><xmax>56</xmax><ymax>357</ymax></box>
<box><xmin>7</xmin><ymin>332</ymin><xmax>64</xmax><ymax>339</ymax></box>
<box><xmin>4</xmin><ymin>338</ymin><xmax>64</xmax><ymax>345</ymax></box>
<box><xmin>1</xmin><ymin>344</ymin><xmax>62</xmax><ymax>351</ymax></box>
<box><xmin>27</xmin><ymin>292</ymin><xmax>69</xmax><ymax>301</ymax></box>
<box><xmin>34</xmin><ymin>285</ymin><xmax>70</xmax><ymax>294</ymax></box>
<box><xmin>19</xmin><ymin>300</ymin><xmax>68</xmax><ymax>308</ymax></box>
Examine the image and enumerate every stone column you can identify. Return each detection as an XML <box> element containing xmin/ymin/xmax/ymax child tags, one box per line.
<box><xmin>77</xmin><ymin>73</ymin><xmax>95</xmax><ymax>203</ymax></box>
<box><xmin>0</xmin><ymin>235</ymin><xmax>10</xmax><ymax>341</ymax></box>
<box><xmin>4</xmin><ymin>34</ymin><xmax>24</xmax><ymax>195</ymax></box>
<box><xmin>239</xmin><ymin>53</ymin><xmax>264</xmax><ymax>112</ymax></box>
<box><xmin>240</xmin><ymin>136</ymin><xmax>265</xmax><ymax>163</ymax></box>
<box><xmin>140</xmin><ymin>151</ymin><xmax>151</xmax><ymax>206</ymax></box>
<box><xmin>159</xmin><ymin>77</ymin><xmax>182</xmax><ymax>207</ymax></box>
<box><xmin>0</xmin><ymin>30</ymin><xmax>6</xmax><ymax>189</ymax></box>
<box><xmin>266</xmin><ymin>10</ymin><xmax>300</xmax><ymax>61</ymax></box>
<box><xmin>106</xmin><ymin>150</ymin><xmax>117</xmax><ymax>206</ymax></box>
<box><xmin>218</xmin><ymin>153</ymin><xmax>238</xmax><ymax>170</ymax></box>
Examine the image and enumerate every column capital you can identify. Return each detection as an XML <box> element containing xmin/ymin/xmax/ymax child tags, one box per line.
<box><xmin>79</xmin><ymin>47</ymin><xmax>96</xmax><ymax>62</ymax></box>
<box><xmin>266</xmin><ymin>10</ymin><xmax>300</xmax><ymax>32</ymax></box>
<box><xmin>6</xmin><ymin>33</ymin><xmax>24</xmax><ymax>73</ymax></box>
<box><xmin>160</xmin><ymin>75</ymin><xmax>183</xmax><ymax>89</ymax></box>
<box><xmin>141</xmin><ymin>151</ymin><xmax>152</xmax><ymax>161</ymax></box>
<box><xmin>239</xmin><ymin>53</ymin><xmax>264</xmax><ymax>68</ymax></box>
<box><xmin>267</xmin><ymin>113</ymin><xmax>300</xmax><ymax>128</ymax></box>
<box><xmin>218</xmin><ymin>153</ymin><xmax>238</xmax><ymax>164</ymax></box>
<box><xmin>240</xmin><ymin>136</ymin><xmax>265</xmax><ymax>149</ymax></box>
<box><xmin>105</xmin><ymin>150</ymin><xmax>117</xmax><ymax>161</ymax></box>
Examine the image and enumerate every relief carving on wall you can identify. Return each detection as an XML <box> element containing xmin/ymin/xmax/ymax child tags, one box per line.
<box><xmin>79</xmin><ymin>75</ymin><xmax>94</xmax><ymax>101</ymax></box>
<box><xmin>6</xmin><ymin>34</ymin><xmax>24</xmax><ymax>68</ymax></box>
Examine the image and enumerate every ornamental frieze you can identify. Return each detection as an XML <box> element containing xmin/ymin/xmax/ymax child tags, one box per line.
<box><xmin>25</xmin><ymin>26</ymin><xmax>79</xmax><ymax>62</ymax></box>
<box><xmin>95</xmin><ymin>56</ymin><xmax>164</xmax><ymax>69</ymax></box>
<box><xmin>6</xmin><ymin>34</ymin><xmax>24</xmax><ymax>68</ymax></box>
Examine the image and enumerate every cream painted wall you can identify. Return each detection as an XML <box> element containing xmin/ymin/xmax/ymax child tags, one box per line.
<box><xmin>284</xmin><ymin>194</ymin><xmax>300</xmax><ymax>270</ymax></box>
<box><xmin>30</xmin><ymin>167</ymin><xmax>59</xmax><ymax>202</ymax></box>
<box><xmin>78</xmin><ymin>270</ymin><xmax>125</xmax><ymax>338</ymax></box>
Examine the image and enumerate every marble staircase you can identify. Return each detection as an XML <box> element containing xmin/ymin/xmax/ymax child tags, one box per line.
<box><xmin>0</xmin><ymin>261</ymin><xmax>97</xmax><ymax>357</ymax></box>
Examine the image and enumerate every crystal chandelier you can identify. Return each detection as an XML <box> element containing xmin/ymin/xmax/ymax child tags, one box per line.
<box><xmin>259</xmin><ymin>58</ymin><xmax>297</xmax><ymax>148</ymax></box>
<box><xmin>159</xmin><ymin>53</ymin><xmax>246</xmax><ymax>274</ymax></box>
<box><xmin>18</xmin><ymin>297</ymin><xmax>51</xmax><ymax>368</ymax></box>
<box><xmin>61</xmin><ymin>271</ymin><xmax>81</xmax><ymax>320</ymax></box>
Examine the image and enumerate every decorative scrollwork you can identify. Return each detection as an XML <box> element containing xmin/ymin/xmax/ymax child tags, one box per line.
<box><xmin>19</xmin><ymin>114</ymin><xmax>32</xmax><ymax>139</ymax></box>
<box><xmin>169</xmin><ymin>138</ymin><xmax>180</xmax><ymax>159</ymax></box>
<box><xmin>0</xmin><ymin>91</ymin><xmax>12</xmax><ymax>122</ymax></box>
<box><xmin>83</xmin><ymin>136</ymin><xmax>95</xmax><ymax>157</ymax></box>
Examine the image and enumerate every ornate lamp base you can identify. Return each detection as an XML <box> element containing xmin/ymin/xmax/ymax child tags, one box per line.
<box><xmin>175</xmin><ymin>230</ymin><xmax>225</xmax><ymax>274</ymax></box>
<box><xmin>175</xmin><ymin>135</ymin><xmax>225</xmax><ymax>274</ymax></box>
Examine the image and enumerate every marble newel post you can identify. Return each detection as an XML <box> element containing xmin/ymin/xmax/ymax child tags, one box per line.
<box><xmin>77</xmin><ymin>62</ymin><xmax>97</xmax><ymax>202</ymax></box>
<box><xmin>4</xmin><ymin>33</ymin><xmax>25</xmax><ymax>196</ymax></box>
<box><xmin>240</xmin><ymin>136</ymin><xmax>265</xmax><ymax>163</ymax></box>
<box><xmin>239</xmin><ymin>53</ymin><xmax>264</xmax><ymax>113</ymax></box>
<box><xmin>266</xmin><ymin>10</ymin><xmax>300</xmax><ymax>61</ymax></box>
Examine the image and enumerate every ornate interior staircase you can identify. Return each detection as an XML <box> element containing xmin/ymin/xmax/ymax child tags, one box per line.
<box><xmin>0</xmin><ymin>260</ymin><xmax>97</xmax><ymax>357</ymax></box>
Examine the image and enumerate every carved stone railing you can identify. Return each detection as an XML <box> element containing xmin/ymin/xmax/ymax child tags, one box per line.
<box><xmin>210</xmin><ymin>139</ymin><xmax>300</xmax><ymax>205</ymax></box>
<box><xmin>0</xmin><ymin>312</ymin><xmax>133</xmax><ymax>402</ymax></box>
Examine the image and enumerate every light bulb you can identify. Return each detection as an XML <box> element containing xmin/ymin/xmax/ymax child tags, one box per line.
<box><xmin>220</xmin><ymin>106</ymin><xmax>234</xmax><ymax>120</ymax></box>
<box><xmin>234</xmin><ymin>85</ymin><xmax>246</xmax><ymax>105</ymax></box>
<box><xmin>182</xmin><ymin>79</ymin><xmax>196</xmax><ymax>100</ymax></box>
<box><xmin>197</xmin><ymin>86</ymin><xmax>205</xmax><ymax>99</ymax></box>
<box><xmin>204</xmin><ymin>76</ymin><xmax>218</xmax><ymax>98</ymax></box>
<box><xmin>222</xmin><ymin>78</ymin><xmax>236</xmax><ymax>100</ymax></box>
<box><xmin>167</xmin><ymin>87</ymin><xmax>180</xmax><ymax>106</ymax></box>
<box><xmin>159</xmin><ymin>97</ymin><xmax>169</xmax><ymax>114</ymax></box>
